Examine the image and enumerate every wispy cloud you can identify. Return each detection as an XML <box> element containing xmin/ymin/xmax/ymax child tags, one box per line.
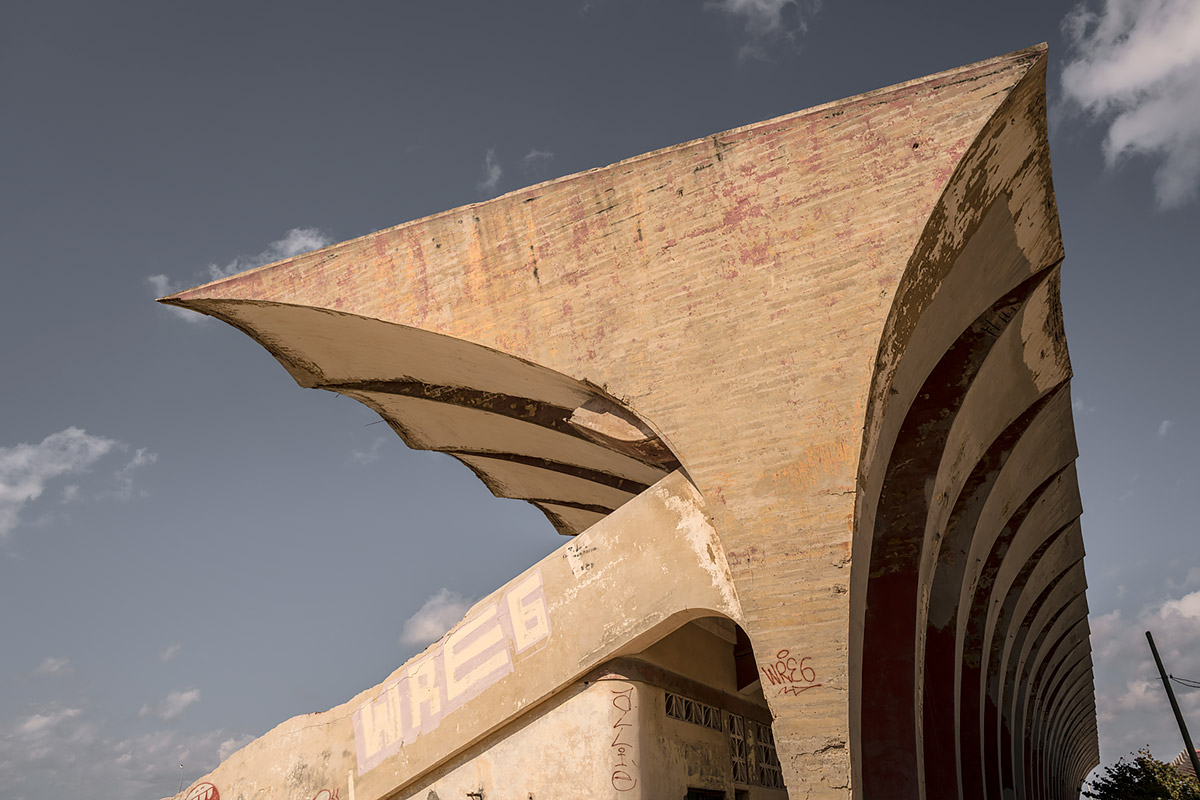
<box><xmin>0</xmin><ymin>428</ymin><xmax>120</xmax><ymax>539</ymax></box>
<box><xmin>1090</xmin><ymin>588</ymin><xmax>1200</xmax><ymax>761</ymax></box>
<box><xmin>32</xmin><ymin>657</ymin><xmax>70</xmax><ymax>677</ymax></box>
<box><xmin>139</xmin><ymin>688</ymin><xmax>201</xmax><ymax>722</ymax></box>
<box><xmin>217</xmin><ymin>734</ymin><xmax>253</xmax><ymax>762</ymax></box>
<box><xmin>400</xmin><ymin>588</ymin><xmax>472</xmax><ymax>646</ymax></box>
<box><xmin>159</xmin><ymin>644</ymin><xmax>182</xmax><ymax>663</ymax></box>
<box><xmin>113</xmin><ymin>448</ymin><xmax>157</xmax><ymax>501</ymax></box>
<box><xmin>1158</xmin><ymin>419</ymin><xmax>1174</xmax><ymax>438</ymax></box>
<box><xmin>706</xmin><ymin>0</ymin><xmax>822</xmax><ymax>60</ymax></box>
<box><xmin>351</xmin><ymin>437</ymin><xmax>387</xmax><ymax>465</ymax></box>
<box><xmin>522</xmin><ymin>148</ymin><xmax>554</xmax><ymax>168</ymax></box>
<box><xmin>476</xmin><ymin>148</ymin><xmax>503</xmax><ymax>197</ymax></box>
<box><xmin>0</xmin><ymin>700</ymin><xmax>248</xmax><ymax>799</ymax></box>
<box><xmin>150</xmin><ymin>227</ymin><xmax>333</xmax><ymax>322</ymax></box>
<box><xmin>1061</xmin><ymin>0</ymin><xmax>1200</xmax><ymax>208</ymax></box>
<box><xmin>17</xmin><ymin>706</ymin><xmax>84</xmax><ymax>738</ymax></box>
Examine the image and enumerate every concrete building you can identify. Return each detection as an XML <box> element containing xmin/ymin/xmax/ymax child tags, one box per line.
<box><xmin>162</xmin><ymin>44</ymin><xmax>1097</xmax><ymax>800</ymax></box>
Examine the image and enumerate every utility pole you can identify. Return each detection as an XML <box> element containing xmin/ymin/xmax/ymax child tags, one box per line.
<box><xmin>1146</xmin><ymin>630</ymin><xmax>1200</xmax><ymax>780</ymax></box>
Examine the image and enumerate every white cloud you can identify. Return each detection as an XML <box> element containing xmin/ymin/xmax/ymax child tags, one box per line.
<box><xmin>1072</xmin><ymin>397</ymin><xmax>1097</xmax><ymax>414</ymax></box>
<box><xmin>1158</xmin><ymin>419</ymin><xmax>1174</xmax><ymax>438</ymax></box>
<box><xmin>0</xmin><ymin>428</ymin><xmax>120</xmax><ymax>539</ymax></box>
<box><xmin>217</xmin><ymin>734</ymin><xmax>253</xmax><ymax>762</ymax></box>
<box><xmin>523</xmin><ymin>148</ymin><xmax>555</xmax><ymax>167</ymax></box>
<box><xmin>150</xmin><ymin>227</ymin><xmax>332</xmax><ymax>322</ymax></box>
<box><xmin>1160</xmin><ymin>589</ymin><xmax>1200</xmax><ymax>620</ymax></box>
<box><xmin>1090</xmin><ymin>589</ymin><xmax>1200</xmax><ymax>762</ymax></box>
<box><xmin>33</xmin><ymin>657</ymin><xmax>70</xmax><ymax>676</ymax></box>
<box><xmin>400</xmin><ymin>588</ymin><xmax>472</xmax><ymax>646</ymax></box>
<box><xmin>17</xmin><ymin>707</ymin><xmax>82</xmax><ymax>737</ymax></box>
<box><xmin>159</xmin><ymin>643</ymin><xmax>182</xmax><ymax>663</ymax></box>
<box><xmin>706</xmin><ymin>0</ymin><xmax>822</xmax><ymax>60</ymax></box>
<box><xmin>147</xmin><ymin>274</ymin><xmax>198</xmax><ymax>323</ymax></box>
<box><xmin>113</xmin><ymin>447</ymin><xmax>157</xmax><ymax>501</ymax></box>
<box><xmin>204</xmin><ymin>227</ymin><xmax>331</xmax><ymax>282</ymax></box>
<box><xmin>1061</xmin><ymin>0</ymin><xmax>1200</xmax><ymax>208</ymax></box>
<box><xmin>476</xmin><ymin>148</ymin><xmax>503</xmax><ymax>196</ymax></box>
<box><xmin>0</xmin><ymin>701</ymin><xmax>249</xmax><ymax>800</ymax></box>
<box><xmin>351</xmin><ymin>437</ymin><xmax>387</xmax><ymax>465</ymax></box>
<box><xmin>140</xmin><ymin>688</ymin><xmax>201</xmax><ymax>721</ymax></box>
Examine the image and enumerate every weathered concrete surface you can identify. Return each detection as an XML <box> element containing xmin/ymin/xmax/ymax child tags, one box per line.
<box><xmin>169</xmin><ymin>471</ymin><xmax>743</xmax><ymax>800</ymax></box>
<box><xmin>163</xmin><ymin>45</ymin><xmax>1097</xmax><ymax>799</ymax></box>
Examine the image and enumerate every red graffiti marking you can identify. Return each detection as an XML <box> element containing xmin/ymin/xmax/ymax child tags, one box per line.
<box><xmin>312</xmin><ymin>790</ymin><xmax>340</xmax><ymax>800</ymax></box>
<box><xmin>184</xmin><ymin>783</ymin><xmax>219</xmax><ymax>800</ymax></box>
<box><xmin>760</xmin><ymin>649</ymin><xmax>822</xmax><ymax>695</ymax></box>
<box><xmin>609</xmin><ymin>684</ymin><xmax>639</xmax><ymax>792</ymax></box>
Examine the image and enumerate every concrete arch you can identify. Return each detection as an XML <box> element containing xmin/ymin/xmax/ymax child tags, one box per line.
<box><xmin>985</xmin><ymin>516</ymin><xmax>1081</xmax><ymax>798</ymax></box>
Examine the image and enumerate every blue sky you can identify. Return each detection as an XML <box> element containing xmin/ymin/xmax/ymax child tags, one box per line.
<box><xmin>1</xmin><ymin>2</ymin><xmax>1198</xmax><ymax>797</ymax></box>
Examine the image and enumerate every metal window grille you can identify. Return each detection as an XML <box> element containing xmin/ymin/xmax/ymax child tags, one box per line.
<box><xmin>664</xmin><ymin>692</ymin><xmax>722</xmax><ymax>731</ymax></box>
<box><xmin>749</xmin><ymin>720</ymin><xmax>785</xmax><ymax>789</ymax></box>
<box><xmin>727</xmin><ymin>712</ymin><xmax>750</xmax><ymax>784</ymax></box>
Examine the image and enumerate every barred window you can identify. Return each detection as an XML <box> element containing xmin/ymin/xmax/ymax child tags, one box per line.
<box><xmin>664</xmin><ymin>692</ymin><xmax>723</xmax><ymax>731</ymax></box>
<box><xmin>727</xmin><ymin>712</ymin><xmax>750</xmax><ymax>784</ymax></box>
<box><xmin>749</xmin><ymin>720</ymin><xmax>785</xmax><ymax>789</ymax></box>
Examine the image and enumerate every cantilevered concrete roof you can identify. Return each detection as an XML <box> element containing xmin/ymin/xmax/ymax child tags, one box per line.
<box><xmin>164</xmin><ymin>44</ymin><xmax>1097</xmax><ymax>800</ymax></box>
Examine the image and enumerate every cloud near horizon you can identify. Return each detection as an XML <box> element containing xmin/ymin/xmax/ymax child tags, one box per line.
<box><xmin>1090</xmin><ymin>582</ymin><xmax>1200</xmax><ymax>762</ymax></box>
<box><xmin>149</xmin><ymin>227</ymin><xmax>332</xmax><ymax>322</ymax></box>
<box><xmin>1061</xmin><ymin>0</ymin><xmax>1200</xmax><ymax>209</ymax></box>
<box><xmin>400</xmin><ymin>588</ymin><xmax>472</xmax><ymax>646</ymax></box>
<box><xmin>1</xmin><ymin>699</ymin><xmax>249</xmax><ymax>800</ymax></box>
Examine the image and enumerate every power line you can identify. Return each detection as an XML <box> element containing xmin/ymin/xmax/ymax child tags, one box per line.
<box><xmin>1171</xmin><ymin>674</ymin><xmax>1200</xmax><ymax>690</ymax></box>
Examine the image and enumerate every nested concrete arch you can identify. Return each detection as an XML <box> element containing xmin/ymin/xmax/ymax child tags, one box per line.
<box><xmin>163</xmin><ymin>44</ymin><xmax>1095</xmax><ymax>799</ymax></box>
<box><xmin>955</xmin><ymin>389</ymin><xmax>1078</xmax><ymax>798</ymax></box>
<box><xmin>1033</xmin><ymin>658</ymin><xmax>1094</xmax><ymax>798</ymax></box>
<box><xmin>1018</xmin><ymin>637</ymin><xmax>1092</xmax><ymax>798</ymax></box>
<box><xmin>1016</xmin><ymin>593</ymin><xmax>1091</xmax><ymax>754</ymax></box>
<box><xmin>1015</xmin><ymin>592</ymin><xmax>1091</xmax><ymax>753</ymax></box>
<box><xmin>994</xmin><ymin>525</ymin><xmax>1087</xmax><ymax>796</ymax></box>
<box><xmin>1029</xmin><ymin>639</ymin><xmax>1089</xmax><ymax>775</ymax></box>
<box><xmin>1050</xmin><ymin>675</ymin><xmax>1097</xmax><ymax>797</ymax></box>
<box><xmin>920</xmin><ymin>371</ymin><xmax>1073</xmax><ymax>797</ymax></box>
<box><xmin>1025</xmin><ymin>610</ymin><xmax>1094</xmax><ymax>800</ymax></box>
<box><xmin>1039</xmin><ymin>689</ymin><xmax>1091</xmax><ymax>800</ymax></box>
<box><xmin>1008</xmin><ymin>560</ymin><xmax>1089</xmax><ymax>746</ymax></box>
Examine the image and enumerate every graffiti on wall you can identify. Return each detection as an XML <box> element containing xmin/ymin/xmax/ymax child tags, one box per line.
<box><xmin>353</xmin><ymin>570</ymin><xmax>551</xmax><ymax>773</ymax></box>
<box><xmin>609</xmin><ymin>683</ymin><xmax>639</xmax><ymax>792</ymax></box>
<box><xmin>184</xmin><ymin>784</ymin><xmax>219</xmax><ymax>800</ymax></box>
<box><xmin>761</xmin><ymin>649</ymin><xmax>821</xmax><ymax>696</ymax></box>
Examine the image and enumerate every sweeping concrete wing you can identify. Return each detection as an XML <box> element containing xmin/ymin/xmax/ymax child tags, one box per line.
<box><xmin>162</xmin><ymin>44</ymin><xmax>1097</xmax><ymax>800</ymax></box>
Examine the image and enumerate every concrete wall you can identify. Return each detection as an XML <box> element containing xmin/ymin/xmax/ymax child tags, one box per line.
<box><xmin>403</xmin><ymin>621</ymin><xmax>787</xmax><ymax>800</ymax></box>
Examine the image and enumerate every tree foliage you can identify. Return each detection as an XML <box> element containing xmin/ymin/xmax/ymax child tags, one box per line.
<box><xmin>1083</xmin><ymin>749</ymin><xmax>1200</xmax><ymax>800</ymax></box>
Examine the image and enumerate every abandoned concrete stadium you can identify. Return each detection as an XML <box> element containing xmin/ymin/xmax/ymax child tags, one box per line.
<box><xmin>162</xmin><ymin>44</ymin><xmax>1097</xmax><ymax>800</ymax></box>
